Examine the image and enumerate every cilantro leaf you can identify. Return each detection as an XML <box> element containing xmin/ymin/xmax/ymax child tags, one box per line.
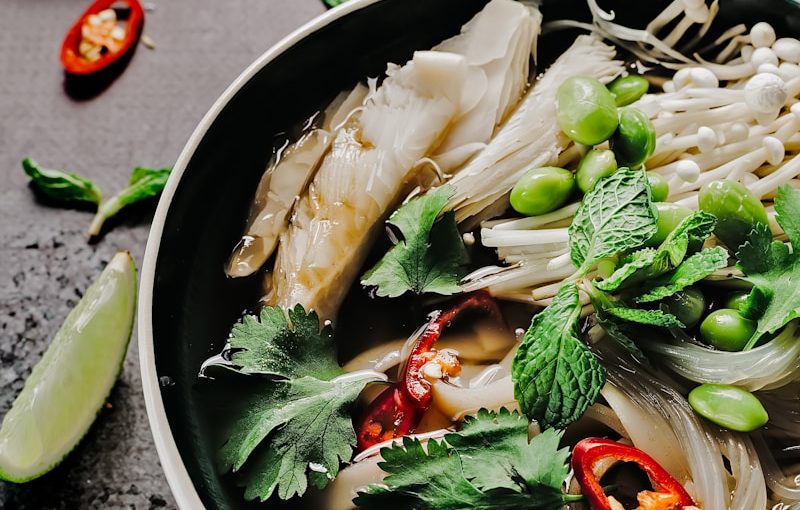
<box><xmin>22</xmin><ymin>158</ymin><xmax>102</xmax><ymax>206</ymax></box>
<box><xmin>512</xmin><ymin>284</ymin><xmax>605</xmax><ymax>428</ymax></box>
<box><xmin>736</xmin><ymin>186</ymin><xmax>800</xmax><ymax>349</ymax></box>
<box><xmin>635</xmin><ymin>246</ymin><xmax>729</xmax><ymax>303</ymax></box>
<box><xmin>355</xmin><ymin>409</ymin><xmax>569</xmax><ymax>510</ymax></box>
<box><xmin>568</xmin><ymin>168</ymin><xmax>657</xmax><ymax>276</ymax></box>
<box><xmin>222</xmin><ymin>373</ymin><xmax>382</xmax><ymax>501</ymax></box>
<box><xmin>362</xmin><ymin>185</ymin><xmax>469</xmax><ymax>297</ymax></box>
<box><xmin>88</xmin><ymin>166</ymin><xmax>171</xmax><ymax>236</ymax></box>
<box><xmin>226</xmin><ymin>305</ymin><xmax>342</xmax><ymax>380</ymax></box>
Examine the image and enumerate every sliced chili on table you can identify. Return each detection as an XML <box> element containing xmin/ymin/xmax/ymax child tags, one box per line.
<box><xmin>572</xmin><ymin>437</ymin><xmax>697</xmax><ymax>510</ymax></box>
<box><xmin>356</xmin><ymin>291</ymin><xmax>503</xmax><ymax>451</ymax></box>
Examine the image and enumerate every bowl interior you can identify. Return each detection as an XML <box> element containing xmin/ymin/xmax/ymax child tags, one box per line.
<box><xmin>149</xmin><ymin>0</ymin><xmax>800</xmax><ymax>508</ymax></box>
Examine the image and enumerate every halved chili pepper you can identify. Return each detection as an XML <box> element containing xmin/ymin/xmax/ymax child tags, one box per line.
<box><xmin>60</xmin><ymin>0</ymin><xmax>145</xmax><ymax>75</ymax></box>
<box><xmin>572</xmin><ymin>438</ymin><xmax>696</xmax><ymax>510</ymax></box>
<box><xmin>356</xmin><ymin>291</ymin><xmax>503</xmax><ymax>451</ymax></box>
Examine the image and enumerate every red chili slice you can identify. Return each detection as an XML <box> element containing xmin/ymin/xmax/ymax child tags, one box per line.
<box><xmin>60</xmin><ymin>0</ymin><xmax>145</xmax><ymax>75</ymax></box>
<box><xmin>572</xmin><ymin>438</ymin><xmax>696</xmax><ymax>510</ymax></box>
<box><xmin>356</xmin><ymin>291</ymin><xmax>503</xmax><ymax>451</ymax></box>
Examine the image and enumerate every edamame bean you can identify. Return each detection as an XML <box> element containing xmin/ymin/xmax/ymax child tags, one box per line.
<box><xmin>724</xmin><ymin>291</ymin><xmax>750</xmax><ymax>312</ymax></box>
<box><xmin>607</xmin><ymin>75</ymin><xmax>649</xmax><ymax>106</ymax></box>
<box><xmin>663</xmin><ymin>286</ymin><xmax>706</xmax><ymax>328</ymax></box>
<box><xmin>700</xmin><ymin>308</ymin><xmax>756</xmax><ymax>351</ymax></box>
<box><xmin>647</xmin><ymin>172</ymin><xmax>669</xmax><ymax>202</ymax></box>
<box><xmin>647</xmin><ymin>202</ymin><xmax>693</xmax><ymax>246</ymax></box>
<box><xmin>576</xmin><ymin>149</ymin><xmax>617</xmax><ymax>193</ymax></box>
<box><xmin>698</xmin><ymin>180</ymin><xmax>769</xmax><ymax>251</ymax></box>
<box><xmin>688</xmin><ymin>383</ymin><xmax>768</xmax><ymax>432</ymax></box>
<box><xmin>510</xmin><ymin>167</ymin><xmax>576</xmax><ymax>216</ymax></box>
<box><xmin>610</xmin><ymin>107</ymin><xmax>656</xmax><ymax>168</ymax></box>
<box><xmin>556</xmin><ymin>76</ymin><xmax>619</xmax><ymax>145</ymax></box>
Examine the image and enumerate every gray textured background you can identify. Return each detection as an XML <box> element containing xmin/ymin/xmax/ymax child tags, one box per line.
<box><xmin>0</xmin><ymin>0</ymin><xmax>323</xmax><ymax>507</ymax></box>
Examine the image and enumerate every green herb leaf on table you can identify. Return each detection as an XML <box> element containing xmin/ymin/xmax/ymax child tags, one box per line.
<box><xmin>355</xmin><ymin>409</ymin><xmax>570</xmax><ymax>510</ymax></box>
<box><xmin>634</xmin><ymin>246</ymin><xmax>729</xmax><ymax>303</ymax></box>
<box><xmin>217</xmin><ymin>305</ymin><xmax>384</xmax><ymax>501</ymax></box>
<box><xmin>88</xmin><ymin>166</ymin><xmax>171</xmax><ymax>237</ymax></box>
<box><xmin>512</xmin><ymin>284</ymin><xmax>605</xmax><ymax>429</ymax></box>
<box><xmin>362</xmin><ymin>185</ymin><xmax>469</xmax><ymax>298</ymax></box>
<box><xmin>736</xmin><ymin>186</ymin><xmax>800</xmax><ymax>349</ymax></box>
<box><xmin>568</xmin><ymin>168</ymin><xmax>657</xmax><ymax>277</ymax></box>
<box><xmin>22</xmin><ymin>158</ymin><xmax>102</xmax><ymax>206</ymax></box>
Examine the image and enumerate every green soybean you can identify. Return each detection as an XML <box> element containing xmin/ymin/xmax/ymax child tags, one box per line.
<box><xmin>700</xmin><ymin>308</ymin><xmax>756</xmax><ymax>351</ymax></box>
<box><xmin>724</xmin><ymin>291</ymin><xmax>750</xmax><ymax>312</ymax></box>
<box><xmin>556</xmin><ymin>76</ymin><xmax>619</xmax><ymax>145</ymax></box>
<box><xmin>610</xmin><ymin>107</ymin><xmax>656</xmax><ymax>168</ymax></box>
<box><xmin>607</xmin><ymin>75</ymin><xmax>650</xmax><ymax>106</ymax></box>
<box><xmin>698</xmin><ymin>180</ymin><xmax>769</xmax><ymax>251</ymax></box>
<box><xmin>647</xmin><ymin>202</ymin><xmax>693</xmax><ymax>246</ymax></box>
<box><xmin>663</xmin><ymin>286</ymin><xmax>707</xmax><ymax>329</ymax></box>
<box><xmin>688</xmin><ymin>384</ymin><xmax>768</xmax><ymax>432</ymax></box>
<box><xmin>576</xmin><ymin>149</ymin><xmax>618</xmax><ymax>193</ymax></box>
<box><xmin>510</xmin><ymin>167</ymin><xmax>576</xmax><ymax>216</ymax></box>
<box><xmin>647</xmin><ymin>172</ymin><xmax>669</xmax><ymax>202</ymax></box>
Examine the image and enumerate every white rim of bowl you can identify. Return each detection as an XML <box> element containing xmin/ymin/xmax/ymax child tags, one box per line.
<box><xmin>138</xmin><ymin>1</ymin><xmax>382</xmax><ymax>508</ymax></box>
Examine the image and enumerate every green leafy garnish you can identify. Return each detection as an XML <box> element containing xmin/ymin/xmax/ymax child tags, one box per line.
<box><xmin>362</xmin><ymin>185</ymin><xmax>469</xmax><ymax>297</ymax></box>
<box><xmin>88</xmin><ymin>166</ymin><xmax>171</xmax><ymax>237</ymax></box>
<box><xmin>22</xmin><ymin>158</ymin><xmax>101</xmax><ymax>206</ymax></box>
<box><xmin>568</xmin><ymin>168</ymin><xmax>657</xmax><ymax>277</ymax></box>
<box><xmin>635</xmin><ymin>246</ymin><xmax>728</xmax><ymax>303</ymax></box>
<box><xmin>323</xmin><ymin>0</ymin><xmax>348</xmax><ymax>7</ymax></box>
<box><xmin>603</xmin><ymin>305</ymin><xmax>684</xmax><ymax>328</ymax></box>
<box><xmin>217</xmin><ymin>305</ymin><xmax>384</xmax><ymax>501</ymax></box>
<box><xmin>736</xmin><ymin>186</ymin><xmax>800</xmax><ymax>349</ymax></box>
<box><xmin>355</xmin><ymin>409</ymin><xmax>571</xmax><ymax>510</ymax></box>
<box><xmin>512</xmin><ymin>284</ymin><xmax>605</xmax><ymax>428</ymax></box>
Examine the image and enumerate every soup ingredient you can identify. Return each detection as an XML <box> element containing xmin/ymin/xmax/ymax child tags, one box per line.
<box><xmin>647</xmin><ymin>172</ymin><xmax>669</xmax><ymax>202</ymax></box>
<box><xmin>647</xmin><ymin>202</ymin><xmax>693</xmax><ymax>246</ymax></box>
<box><xmin>700</xmin><ymin>309</ymin><xmax>756</xmax><ymax>351</ymax></box>
<box><xmin>571</xmin><ymin>437</ymin><xmax>696</xmax><ymax>510</ymax></box>
<box><xmin>510</xmin><ymin>167</ymin><xmax>575</xmax><ymax>216</ymax></box>
<box><xmin>724</xmin><ymin>291</ymin><xmax>750</xmax><ymax>311</ymax></box>
<box><xmin>663</xmin><ymin>287</ymin><xmax>707</xmax><ymax>329</ymax></box>
<box><xmin>362</xmin><ymin>185</ymin><xmax>468</xmax><ymax>298</ymax></box>
<box><xmin>698</xmin><ymin>179</ymin><xmax>769</xmax><ymax>251</ymax></box>
<box><xmin>634</xmin><ymin>246</ymin><xmax>728</xmax><ymax>303</ymax></box>
<box><xmin>576</xmin><ymin>149</ymin><xmax>617</xmax><ymax>193</ymax></box>
<box><xmin>355</xmin><ymin>409</ymin><xmax>572</xmax><ymax>509</ymax></box>
<box><xmin>513</xmin><ymin>283</ymin><xmax>605</xmax><ymax>428</ymax></box>
<box><xmin>88</xmin><ymin>166</ymin><xmax>171</xmax><ymax>237</ymax></box>
<box><xmin>60</xmin><ymin>0</ymin><xmax>145</xmax><ymax>75</ymax></box>
<box><xmin>607</xmin><ymin>74</ymin><xmax>649</xmax><ymax>106</ymax></box>
<box><xmin>688</xmin><ymin>384</ymin><xmax>769</xmax><ymax>432</ymax></box>
<box><xmin>610</xmin><ymin>108</ymin><xmax>656</xmax><ymax>168</ymax></box>
<box><xmin>446</xmin><ymin>36</ymin><xmax>624</xmax><ymax>224</ymax></box>
<box><xmin>556</xmin><ymin>76</ymin><xmax>619</xmax><ymax>145</ymax></box>
<box><xmin>0</xmin><ymin>252</ymin><xmax>136</xmax><ymax>482</ymax></box>
<box><xmin>22</xmin><ymin>158</ymin><xmax>102</xmax><ymax>206</ymax></box>
<box><xmin>216</xmin><ymin>305</ymin><xmax>385</xmax><ymax>501</ymax></box>
<box><xmin>569</xmin><ymin>168</ymin><xmax>657</xmax><ymax>277</ymax></box>
<box><xmin>736</xmin><ymin>186</ymin><xmax>800</xmax><ymax>349</ymax></box>
<box><xmin>356</xmin><ymin>292</ymin><xmax>501</xmax><ymax>450</ymax></box>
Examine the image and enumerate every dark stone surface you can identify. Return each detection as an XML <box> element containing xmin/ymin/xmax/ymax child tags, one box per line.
<box><xmin>0</xmin><ymin>0</ymin><xmax>323</xmax><ymax>508</ymax></box>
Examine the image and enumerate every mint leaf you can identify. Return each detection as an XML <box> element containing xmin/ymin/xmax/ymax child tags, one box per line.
<box><xmin>635</xmin><ymin>246</ymin><xmax>729</xmax><ymax>303</ymax></box>
<box><xmin>736</xmin><ymin>186</ymin><xmax>800</xmax><ymax>349</ymax></box>
<box><xmin>222</xmin><ymin>373</ymin><xmax>382</xmax><ymax>501</ymax></box>
<box><xmin>355</xmin><ymin>409</ymin><xmax>569</xmax><ymax>510</ymax></box>
<box><xmin>362</xmin><ymin>185</ymin><xmax>469</xmax><ymax>297</ymax></box>
<box><xmin>569</xmin><ymin>168</ymin><xmax>657</xmax><ymax>276</ymax></box>
<box><xmin>594</xmin><ymin>248</ymin><xmax>657</xmax><ymax>292</ymax></box>
<box><xmin>225</xmin><ymin>305</ymin><xmax>342</xmax><ymax>380</ymax></box>
<box><xmin>22</xmin><ymin>158</ymin><xmax>102</xmax><ymax>206</ymax></box>
<box><xmin>604</xmin><ymin>306</ymin><xmax>684</xmax><ymax>328</ymax></box>
<box><xmin>88</xmin><ymin>166</ymin><xmax>171</xmax><ymax>236</ymax></box>
<box><xmin>512</xmin><ymin>284</ymin><xmax>605</xmax><ymax>428</ymax></box>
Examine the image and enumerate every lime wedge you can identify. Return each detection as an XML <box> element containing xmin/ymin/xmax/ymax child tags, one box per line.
<box><xmin>0</xmin><ymin>251</ymin><xmax>137</xmax><ymax>482</ymax></box>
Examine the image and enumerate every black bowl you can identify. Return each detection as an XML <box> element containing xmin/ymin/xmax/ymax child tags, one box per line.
<box><xmin>138</xmin><ymin>0</ymin><xmax>800</xmax><ymax>508</ymax></box>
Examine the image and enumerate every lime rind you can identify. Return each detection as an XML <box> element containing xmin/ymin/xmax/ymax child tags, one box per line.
<box><xmin>0</xmin><ymin>251</ymin><xmax>137</xmax><ymax>482</ymax></box>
